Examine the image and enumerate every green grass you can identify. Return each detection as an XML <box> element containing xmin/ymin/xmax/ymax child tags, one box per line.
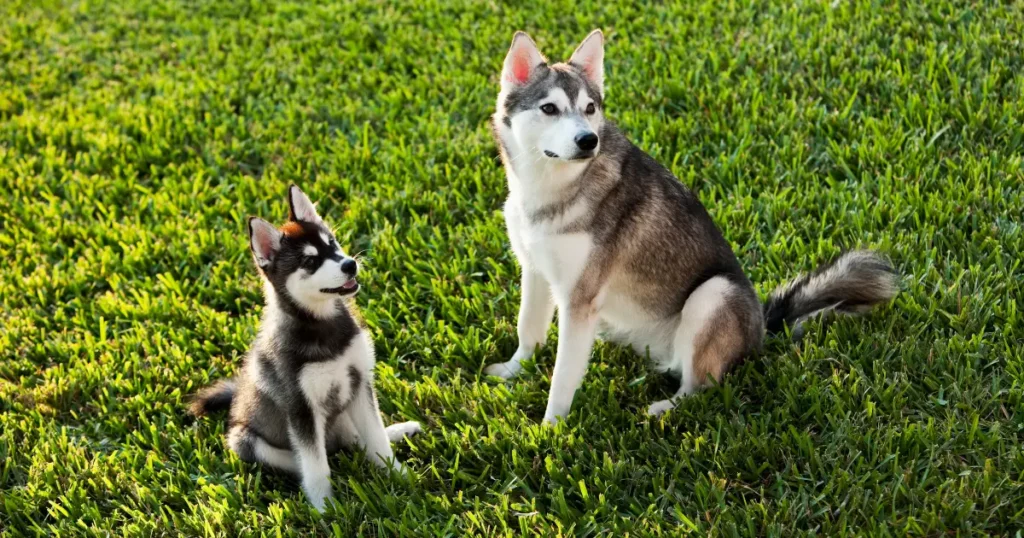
<box><xmin>1</xmin><ymin>0</ymin><xmax>1022</xmax><ymax>535</ymax></box>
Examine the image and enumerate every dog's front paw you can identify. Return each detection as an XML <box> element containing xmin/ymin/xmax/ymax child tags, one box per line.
<box><xmin>388</xmin><ymin>461</ymin><xmax>413</xmax><ymax>479</ymax></box>
<box><xmin>542</xmin><ymin>408</ymin><xmax>568</xmax><ymax>425</ymax></box>
<box><xmin>310</xmin><ymin>496</ymin><xmax>332</xmax><ymax>514</ymax></box>
<box><xmin>542</xmin><ymin>399</ymin><xmax>571</xmax><ymax>425</ymax></box>
<box><xmin>303</xmin><ymin>478</ymin><xmax>333</xmax><ymax>513</ymax></box>
<box><xmin>484</xmin><ymin>360</ymin><xmax>521</xmax><ymax>380</ymax></box>
<box><xmin>385</xmin><ymin>421</ymin><xmax>422</xmax><ymax>443</ymax></box>
<box><xmin>647</xmin><ymin>399</ymin><xmax>676</xmax><ymax>417</ymax></box>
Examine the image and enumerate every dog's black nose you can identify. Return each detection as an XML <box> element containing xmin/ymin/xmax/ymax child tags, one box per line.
<box><xmin>341</xmin><ymin>258</ymin><xmax>357</xmax><ymax>276</ymax></box>
<box><xmin>575</xmin><ymin>132</ymin><xmax>598</xmax><ymax>151</ymax></box>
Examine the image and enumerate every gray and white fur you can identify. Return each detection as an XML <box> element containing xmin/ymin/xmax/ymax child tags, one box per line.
<box><xmin>190</xmin><ymin>185</ymin><xmax>421</xmax><ymax>512</ymax></box>
<box><xmin>486</xmin><ymin>30</ymin><xmax>899</xmax><ymax>421</ymax></box>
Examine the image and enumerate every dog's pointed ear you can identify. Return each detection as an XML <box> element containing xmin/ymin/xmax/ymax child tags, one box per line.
<box><xmin>248</xmin><ymin>217</ymin><xmax>282</xmax><ymax>268</ymax></box>
<box><xmin>287</xmin><ymin>184</ymin><xmax>322</xmax><ymax>224</ymax></box>
<box><xmin>569</xmin><ymin>29</ymin><xmax>604</xmax><ymax>95</ymax></box>
<box><xmin>501</xmin><ymin>32</ymin><xmax>545</xmax><ymax>91</ymax></box>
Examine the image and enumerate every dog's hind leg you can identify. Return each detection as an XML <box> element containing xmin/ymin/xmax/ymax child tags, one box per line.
<box><xmin>648</xmin><ymin>276</ymin><xmax>751</xmax><ymax>417</ymax></box>
<box><xmin>385</xmin><ymin>421</ymin><xmax>422</xmax><ymax>443</ymax></box>
<box><xmin>327</xmin><ymin>412</ymin><xmax>361</xmax><ymax>450</ymax></box>
<box><xmin>227</xmin><ymin>424</ymin><xmax>298</xmax><ymax>474</ymax></box>
<box><xmin>331</xmin><ymin>409</ymin><xmax>421</xmax><ymax>449</ymax></box>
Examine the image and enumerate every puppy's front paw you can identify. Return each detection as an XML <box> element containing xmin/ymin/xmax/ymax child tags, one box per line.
<box><xmin>388</xmin><ymin>461</ymin><xmax>413</xmax><ymax>479</ymax></box>
<box><xmin>303</xmin><ymin>479</ymin><xmax>333</xmax><ymax>513</ymax></box>
<box><xmin>647</xmin><ymin>399</ymin><xmax>676</xmax><ymax>417</ymax></box>
<box><xmin>385</xmin><ymin>421</ymin><xmax>422</xmax><ymax>443</ymax></box>
<box><xmin>484</xmin><ymin>361</ymin><xmax>521</xmax><ymax>380</ymax></box>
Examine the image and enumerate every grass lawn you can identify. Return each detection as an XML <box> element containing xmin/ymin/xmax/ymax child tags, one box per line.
<box><xmin>2</xmin><ymin>0</ymin><xmax>1023</xmax><ymax>535</ymax></box>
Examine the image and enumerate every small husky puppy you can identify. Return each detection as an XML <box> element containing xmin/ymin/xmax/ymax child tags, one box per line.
<box><xmin>486</xmin><ymin>30</ymin><xmax>899</xmax><ymax>422</ymax></box>
<box><xmin>190</xmin><ymin>185</ymin><xmax>421</xmax><ymax>511</ymax></box>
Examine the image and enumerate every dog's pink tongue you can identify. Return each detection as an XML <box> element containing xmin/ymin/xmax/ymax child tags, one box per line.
<box><xmin>342</xmin><ymin>279</ymin><xmax>358</xmax><ymax>290</ymax></box>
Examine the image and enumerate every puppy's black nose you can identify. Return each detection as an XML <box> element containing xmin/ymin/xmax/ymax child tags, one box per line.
<box><xmin>575</xmin><ymin>132</ymin><xmax>598</xmax><ymax>151</ymax></box>
<box><xmin>341</xmin><ymin>258</ymin><xmax>357</xmax><ymax>276</ymax></box>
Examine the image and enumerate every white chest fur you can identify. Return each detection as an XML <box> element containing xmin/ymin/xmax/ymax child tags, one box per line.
<box><xmin>505</xmin><ymin>198</ymin><xmax>594</xmax><ymax>304</ymax></box>
<box><xmin>298</xmin><ymin>360</ymin><xmax>353</xmax><ymax>405</ymax></box>
<box><xmin>526</xmin><ymin>230</ymin><xmax>593</xmax><ymax>297</ymax></box>
<box><xmin>287</xmin><ymin>333</ymin><xmax>375</xmax><ymax>408</ymax></box>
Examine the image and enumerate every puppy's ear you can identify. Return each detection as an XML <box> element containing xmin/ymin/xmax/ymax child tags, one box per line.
<box><xmin>569</xmin><ymin>29</ymin><xmax>604</xmax><ymax>95</ymax></box>
<box><xmin>287</xmin><ymin>184</ymin><xmax>323</xmax><ymax>224</ymax></box>
<box><xmin>501</xmin><ymin>32</ymin><xmax>546</xmax><ymax>92</ymax></box>
<box><xmin>248</xmin><ymin>217</ymin><xmax>282</xmax><ymax>268</ymax></box>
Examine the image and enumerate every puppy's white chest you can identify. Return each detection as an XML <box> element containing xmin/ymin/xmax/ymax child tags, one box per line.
<box><xmin>298</xmin><ymin>360</ymin><xmax>352</xmax><ymax>404</ymax></box>
<box><xmin>296</xmin><ymin>336</ymin><xmax>373</xmax><ymax>406</ymax></box>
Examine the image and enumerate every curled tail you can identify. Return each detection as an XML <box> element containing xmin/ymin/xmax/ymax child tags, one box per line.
<box><xmin>764</xmin><ymin>250</ymin><xmax>899</xmax><ymax>337</ymax></box>
<box><xmin>188</xmin><ymin>379</ymin><xmax>236</xmax><ymax>417</ymax></box>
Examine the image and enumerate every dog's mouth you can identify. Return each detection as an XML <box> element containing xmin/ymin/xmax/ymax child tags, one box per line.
<box><xmin>544</xmin><ymin>149</ymin><xmax>596</xmax><ymax>161</ymax></box>
<box><xmin>568</xmin><ymin>151</ymin><xmax>595</xmax><ymax>161</ymax></box>
<box><xmin>321</xmin><ymin>279</ymin><xmax>359</xmax><ymax>295</ymax></box>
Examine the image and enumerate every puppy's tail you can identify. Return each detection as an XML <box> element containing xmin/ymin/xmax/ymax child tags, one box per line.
<box><xmin>188</xmin><ymin>379</ymin><xmax>236</xmax><ymax>417</ymax></box>
<box><xmin>764</xmin><ymin>250</ymin><xmax>899</xmax><ymax>338</ymax></box>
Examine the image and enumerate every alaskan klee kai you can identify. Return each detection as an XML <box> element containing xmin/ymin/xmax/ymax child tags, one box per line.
<box><xmin>190</xmin><ymin>185</ymin><xmax>421</xmax><ymax>511</ymax></box>
<box><xmin>486</xmin><ymin>30</ymin><xmax>899</xmax><ymax>422</ymax></box>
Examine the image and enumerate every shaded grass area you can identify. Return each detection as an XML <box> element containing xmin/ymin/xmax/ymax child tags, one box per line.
<box><xmin>1</xmin><ymin>0</ymin><xmax>1022</xmax><ymax>535</ymax></box>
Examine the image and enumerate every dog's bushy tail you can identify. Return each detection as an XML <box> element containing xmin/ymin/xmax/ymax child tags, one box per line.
<box><xmin>764</xmin><ymin>250</ymin><xmax>899</xmax><ymax>337</ymax></box>
<box><xmin>188</xmin><ymin>379</ymin><xmax>236</xmax><ymax>417</ymax></box>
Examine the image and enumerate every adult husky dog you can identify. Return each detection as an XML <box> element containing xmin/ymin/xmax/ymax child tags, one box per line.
<box><xmin>485</xmin><ymin>30</ymin><xmax>898</xmax><ymax>422</ymax></box>
<box><xmin>190</xmin><ymin>185</ymin><xmax>421</xmax><ymax>511</ymax></box>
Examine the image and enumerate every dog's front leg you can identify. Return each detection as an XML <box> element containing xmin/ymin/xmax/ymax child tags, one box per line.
<box><xmin>486</xmin><ymin>267</ymin><xmax>555</xmax><ymax>379</ymax></box>
<box><xmin>542</xmin><ymin>305</ymin><xmax>598</xmax><ymax>424</ymax></box>
<box><xmin>287</xmin><ymin>402</ymin><xmax>331</xmax><ymax>512</ymax></box>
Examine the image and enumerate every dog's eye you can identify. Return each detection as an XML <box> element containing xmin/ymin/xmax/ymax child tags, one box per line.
<box><xmin>540</xmin><ymin>103</ymin><xmax>558</xmax><ymax>115</ymax></box>
<box><xmin>585</xmin><ymin>103</ymin><xmax>596</xmax><ymax>115</ymax></box>
<box><xmin>302</xmin><ymin>257</ymin><xmax>318</xmax><ymax>270</ymax></box>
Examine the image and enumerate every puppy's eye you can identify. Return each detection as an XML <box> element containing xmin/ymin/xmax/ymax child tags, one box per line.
<box><xmin>585</xmin><ymin>103</ymin><xmax>596</xmax><ymax>115</ymax></box>
<box><xmin>540</xmin><ymin>103</ymin><xmax>558</xmax><ymax>115</ymax></box>
<box><xmin>302</xmin><ymin>257</ymin><xmax>318</xmax><ymax>270</ymax></box>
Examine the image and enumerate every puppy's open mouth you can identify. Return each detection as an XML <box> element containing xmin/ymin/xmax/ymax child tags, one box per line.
<box><xmin>321</xmin><ymin>279</ymin><xmax>359</xmax><ymax>295</ymax></box>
